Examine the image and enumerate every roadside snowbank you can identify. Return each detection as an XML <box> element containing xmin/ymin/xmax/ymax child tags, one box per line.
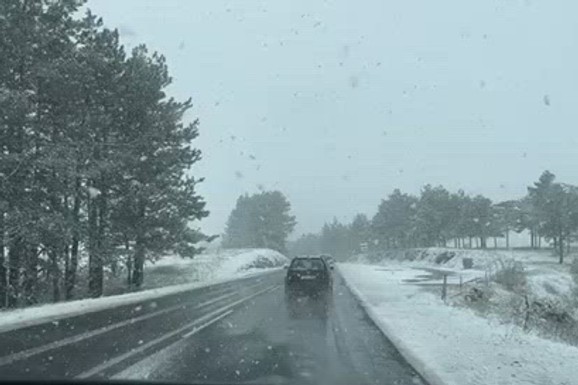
<box><xmin>354</xmin><ymin>248</ymin><xmax>575</xmax><ymax>301</ymax></box>
<box><xmin>339</xmin><ymin>262</ymin><xmax>578</xmax><ymax>385</ymax></box>
<box><xmin>356</xmin><ymin>247</ymin><xmax>543</xmax><ymax>270</ymax></box>
<box><xmin>143</xmin><ymin>248</ymin><xmax>288</xmax><ymax>288</ymax></box>
<box><xmin>0</xmin><ymin>249</ymin><xmax>287</xmax><ymax>333</ymax></box>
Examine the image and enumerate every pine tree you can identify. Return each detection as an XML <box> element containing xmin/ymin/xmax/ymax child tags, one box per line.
<box><xmin>0</xmin><ymin>1</ymin><xmax>210</xmax><ymax>304</ymax></box>
<box><xmin>0</xmin><ymin>0</ymin><xmax>86</xmax><ymax>306</ymax></box>
<box><xmin>528</xmin><ymin>171</ymin><xmax>578</xmax><ymax>263</ymax></box>
<box><xmin>223</xmin><ymin>191</ymin><xmax>296</xmax><ymax>253</ymax></box>
<box><xmin>372</xmin><ymin>189</ymin><xmax>417</xmax><ymax>248</ymax></box>
<box><xmin>414</xmin><ymin>185</ymin><xmax>454</xmax><ymax>247</ymax></box>
<box><xmin>349</xmin><ymin>213</ymin><xmax>371</xmax><ymax>253</ymax></box>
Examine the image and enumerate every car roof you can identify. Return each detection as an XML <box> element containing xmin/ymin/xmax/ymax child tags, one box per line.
<box><xmin>292</xmin><ymin>256</ymin><xmax>324</xmax><ymax>260</ymax></box>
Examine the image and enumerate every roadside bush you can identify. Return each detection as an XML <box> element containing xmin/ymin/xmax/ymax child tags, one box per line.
<box><xmin>456</xmin><ymin>284</ymin><xmax>494</xmax><ymax>315</ymax></box>
<box><xmin>493</xmin><ymin>260</ymin><xmax>527</xmax><ymax>292</ymax></box>
<box><xmin>242</xmin><ymin>255</ymin><xmax>283</xmax><ymax>270</ymax></box>
<box><xmin>434</xmin><ymin>251</ymin><xmax>455</xmax><ymax>265</ymax></box>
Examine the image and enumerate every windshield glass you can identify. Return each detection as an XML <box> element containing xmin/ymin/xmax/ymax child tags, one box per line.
<box><xmin>1</xmin><ymin>1</ymin><xmax>577</xmax><ymax>384</ymax></box>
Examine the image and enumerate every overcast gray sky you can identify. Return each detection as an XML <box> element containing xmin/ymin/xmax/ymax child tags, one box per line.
<box><xmin>88</xmin><ymin>0</ymin><xmax>578</xmax><ymax>238</ymax></box>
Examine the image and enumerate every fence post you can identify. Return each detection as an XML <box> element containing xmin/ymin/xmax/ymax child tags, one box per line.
<box><xmin>442</xmin><ymin>274</ymin><xmax>448</xmax><ymax>302</ymax></box>
<box><xmin>459</xmin><ymin>275</ymin><xmax>463</xmax><ymax>292</ymax></box>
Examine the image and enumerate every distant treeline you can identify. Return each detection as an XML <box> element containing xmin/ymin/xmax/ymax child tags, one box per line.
<box><xmin>289</xmin><ymin>171</ymin><xmax>577</xmax><ymax>264</ymax></box>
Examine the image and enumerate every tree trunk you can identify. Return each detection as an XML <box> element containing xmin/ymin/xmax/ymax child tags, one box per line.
<box><xmin>49</xmin><ymin>249</ymin><xmax>60</xmax><ymax>302</ymax></box>
<box><xmin>0</xmin><ymin>212</ymin><xmax>6</xmax><ymax>308</ymax></box>
<box><xmin>131</xmin><ymin>201</ymin><xmax>146</xmax><ymax>289</ymax></box>
<box><xmin>66</xmin><ymin>236</ymin><xmax>79</xmax><ymax>300</ymax></box>
<box><xmin>7</xmin><ymin>238</ymin><xmax>23</xmax><ymax>308</ymax></box>
<box><xmin>505</xmin><ymin>230</ymin><xmax>510</xmax><ymax>249</ymax></box>
<box><xmin>88</xmin><ymin>193</ymin><xmax>103</xmax><ymax>298</ymax></box>
<box><xmin>125</xmin><ymin>239</ymin><xmax>132</xmax><ymax>287</ymax></box>
<box><xmin>88</xmin><ymin>119</ymin><xmax>109</xmax><ymax>298</ymax></box>
<box><xmin>493</xmin><ymin>237</ymin><xmax>498</xmax><ymax>249</ymax></box>
<box><xmin>97</xmin><ymin>178</ymin><xmax>108</xmax><ymax>274</ymax></box>
<box><xmin>64</xmin><ymin>245</ymin><xmax>69</xmax><ymax>296</ymax></box>
<box><xmin>530</xmin><ymin>229</ymin><xmax>535</xmax><ymax>248</ymax></box>
<box><xmin>65</xmin><ymin>181</ymin><xmax>81</xmax><ymax>300</ymax></box>
<box><xmin>22</xmin><ymin>246</ymin><xmax>38</xmax><ymax>306</ymax></box>
<box><xmin>132</xmin><ymin>240</ymin><xmax>145</xmax><ymax>289</ymax></box>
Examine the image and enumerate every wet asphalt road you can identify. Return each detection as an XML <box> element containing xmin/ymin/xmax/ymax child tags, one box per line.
<box><xmin>0</xmin><ymin>270</ymin><xmax>426</xmax><ymax>385</ymax></box>
<box><xmin>115</xmin><ymin>274</ymin><xmax>426</xmax><ymax>385</ymax></box>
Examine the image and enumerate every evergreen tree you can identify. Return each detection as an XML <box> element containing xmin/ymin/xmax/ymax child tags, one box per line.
<box><xmin>288</xmin><ymin>233</ymin><xmax>321</xmax><ymax>256</ymax></box>
<box><xmin>0</xmin><ymin>1</ymin><xmax>209</xmax><ymax>305</ymax></box>
<box><xmin>349</xmin><ymin>213</ymin><xmax>371</xmax><ymax>253</ymax></box>
<box><xmin>372</xmin><ymin>189</ymin><xmax>417</xmax><ymax>248</ymax></box>
<box><xmin>223</xmin><ymin>191</ymin><xmax>296</xmax><ymax>253</ymax></box>
<box><xmin>414</xmin><ymin>185</ymin><xmax>454</xmax><ymax>247</ymax></box>
<box><xmin>528</xmin><ymin>171</ymin><xmax>578</xmax><ymax>263</ymax></box>
<box><xmin>319</xmin><ymin>218</ymin><xmax>351</xmax><ymax>259</ymax></box>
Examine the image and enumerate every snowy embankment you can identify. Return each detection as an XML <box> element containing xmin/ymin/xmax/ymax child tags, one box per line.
<box><xmin>339</xmin><ymin>263</ymin><xmax>578</xmax><ymax>385</ymax></box>
<box><xmin>0</xmin><ymin>249</ymin><xmax>288</xmax><ymax>333</ymax></box>
<box><xmin>142</xmin><ymin>248</ymin><xmax>288</xmax><ymax>289</ymax></box>
<box><xmin>354</xmin><ymin>247</ymin><xmax>575</xmax><ymax>302</ymax></box>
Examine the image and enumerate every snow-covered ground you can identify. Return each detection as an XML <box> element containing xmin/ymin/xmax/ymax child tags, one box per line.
<box><xmin>354</xmin><ymin>248</ymin><xmax>576</xmax><ymax>302</ymax></box>
<box><xmin>0</xmin><ymin>248</ymin><xmax>288</xmax><ymax>333</ymax></box>
<box><xmin>339</xmin><ymin>262</ymin><xmax>578</xmax><ymax>385</ymax></box>
<box><xmin>141</xmin><ymin>248</ymin><xmax>288</xmax><ymax>289</ymax></box>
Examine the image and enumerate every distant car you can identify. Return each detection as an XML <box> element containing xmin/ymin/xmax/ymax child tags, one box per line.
<box><xmin>285</xmin><ymin>256</ymin><xmax>333</xmax><ymax>301</ymax></box>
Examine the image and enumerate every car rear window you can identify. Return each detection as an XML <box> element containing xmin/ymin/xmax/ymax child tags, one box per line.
<box><xmin>290</xmin><ymin>259</ymin><xmax>325</xmax><ymax>271</ymax></box>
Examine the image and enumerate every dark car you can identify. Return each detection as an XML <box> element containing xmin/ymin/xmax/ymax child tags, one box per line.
<box><xmin>285</xmin><ymin>256</ymin><xmax>332</xmax><ymax>300</ymax></box>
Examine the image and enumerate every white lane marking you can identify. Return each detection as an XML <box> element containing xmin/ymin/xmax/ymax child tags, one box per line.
<box><xmin>111</xmin><ymin>308</ymin><xmax>235</xmax><ymax>380</ymax></box>
<box><xmin>76</xmin><ymin>285</ymin><xmax>278</xmax><ymax>379</ymax></box>
<box><xmin>0</xmin><ymin>283</ymin><xmax>265</xmax><ymax>367</ymax></box>
<box><xmin>182</xmin><ymin>310</ymin><xmax>233</xmax><ymax>338</ymax></box>
<box><xmin>78</xmin><ymin>310</ymin><xmax>235</xmax><ymax>379</ymax></box>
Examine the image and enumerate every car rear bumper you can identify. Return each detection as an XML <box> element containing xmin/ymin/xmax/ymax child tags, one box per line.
<box><xmin>285</xmin><ymin>283</ymin><xmax>331</xmax><ymax>298</ymax></box>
